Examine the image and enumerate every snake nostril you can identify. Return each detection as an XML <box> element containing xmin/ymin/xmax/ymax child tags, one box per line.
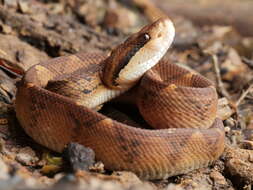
<box><xmin>157</xmin><ymin>33</ymin><xmax>162</xmax><ymax>38</ymax></box>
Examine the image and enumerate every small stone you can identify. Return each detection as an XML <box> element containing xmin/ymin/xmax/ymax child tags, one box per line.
<box><xmin>49</xmin><ymin>4</ymin><xmax>64</xmax><ymax>14</ymax></box>
<box><xmin>0</xmin><ymin>24</ymin><xmax>12</xmax><ymax>34</ymax></box>
<box><xmin>225</xmin><ymin>146</ymin><xmax>253</xmax><ymax>184</ymax></box>
<box><xmin>62</xmin><ymin>143</ymin><xmax>95</xmax><ymax>172</ymax></box>
<box><xmin>210</xmin><ymin>171</ymin><xmax>227</xmax><ymax>185</ymax></box>
<box><xmin>0</xmin><ymin>118</ymin><xmax>8</xmax><ymax>125</ymax></box>
<box><xmin>89</xmin><ymin>161</ymin><xmax>105</xmax><ymax>173</ymax></box>
<box><xmin>18</xmin><ymin>1</ymin><xmax>30</xmax><ymax>14</ymax></box>
<box><xmin>54</xmin><ymin>173</ymin><xmax>65</xmax><ymax>181</ymax></box>
<box><xmin>103</xmin><ymin>7</ymin><xmax>139</xmax><ymax>34</ymax></box>
<box><xmin>224</xmin><ymin>117</ymin><xmax>236</xmax><ymax>128</ymax></box>
<box><xmin>217</xmin><ymin>98</ymin><xmax>234</xmax><ymax>120</ymax></box>
<box><xmin>224</xmin><ymin>126</ymin><xmax>231</xmax><ymax>133</ymax></box>
<box><xmin>15</xmin><ymin>147</ymin><xmax>38</xmax><ymax>166</ymax></box>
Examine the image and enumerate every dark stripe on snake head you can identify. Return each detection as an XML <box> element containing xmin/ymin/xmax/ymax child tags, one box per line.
<box><xmin>112</xmin><ymin>33</ymin><xmax>150</xmax><ymax>85</ymax></box>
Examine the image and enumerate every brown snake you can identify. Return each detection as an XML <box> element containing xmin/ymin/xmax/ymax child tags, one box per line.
<box><xmin>15</xmin><ymin>18</ymin><xmax>225</xmax><ymax>180</ymax></box>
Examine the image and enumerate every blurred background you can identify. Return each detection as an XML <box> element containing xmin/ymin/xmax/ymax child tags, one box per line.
<box><xmin>0</xmin><ymin>0</ymin><xmax>253</xmax><ymax>190</ymax></box>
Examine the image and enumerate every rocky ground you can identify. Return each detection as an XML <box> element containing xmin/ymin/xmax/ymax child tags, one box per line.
<box><xmin>0</xmin><ymin>0</ymin><xmax>253</xmax><ymax>189</ymax></box>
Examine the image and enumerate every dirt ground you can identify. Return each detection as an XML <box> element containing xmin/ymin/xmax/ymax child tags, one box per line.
<box><xmin>0</xmin><ymin>0</ymin><xmax>253</xmax><ymax>189</ymax></box>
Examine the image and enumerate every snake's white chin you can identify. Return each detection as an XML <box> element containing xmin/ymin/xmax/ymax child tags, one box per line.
<box><xmin>115</xmin><ymin>19</ymin><xmax>175</xmax><ymax>87</ymax></box>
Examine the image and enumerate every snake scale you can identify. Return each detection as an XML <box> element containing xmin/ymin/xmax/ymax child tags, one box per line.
<box><xmin>15</xmin><ymin>18</ymin><xmax>225</xmax><ymax>180</ymax></box>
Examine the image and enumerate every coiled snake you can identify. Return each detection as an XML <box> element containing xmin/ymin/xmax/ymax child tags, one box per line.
<box><xmin>15</xmin><ymin>17</ymin><xmax>225</xmax><ymax>180</ymax></box>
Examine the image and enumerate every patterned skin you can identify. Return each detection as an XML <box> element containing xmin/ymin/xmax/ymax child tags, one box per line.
<box><xmin>15</xmin><ymin>18</ymin><xmax>224</xmax><ymax>180</ymax></box>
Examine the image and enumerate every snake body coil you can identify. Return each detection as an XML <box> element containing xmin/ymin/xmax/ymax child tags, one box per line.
<box><xmin>15</xmin><ymin>18</ymin><xmax>225</xmax><ymax>180</ymax></box>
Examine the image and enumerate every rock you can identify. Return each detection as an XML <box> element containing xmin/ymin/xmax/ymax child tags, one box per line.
<box><xmin>62</xmin><ymin>143</ymin><xmax>95</xmax><ymax>172</ymax></box>
<box><xmin>0</xmin><ymin>34</ymin><xmax>49</xmax><ymax>72</ymax></box>
<box><xmin>103</xmin><ymin>5</ymin><xmax>141</xmax><ymax>34</ymax></box>
<box><xmin>224</xmin><ymin>145</ymin><xmax>253</xmax><ymax>186</ymax></box>
<box><xmin>18</xmin><ymin>1</ymin><xmax>30</xmax><ymax>14</ymax></box>
<box><xmin>89</xmin><ymin>161</ymin><xmax>105</xmax><ymax>173</ymax></box>
<box><xmin>210</xmin><ymin>171</ymin><xmax>228</xmax><ymax>186</ymax></box>
<box><xmin>217</xmin><ymin>98</ymin><xmax>234</xmax><ymax>120</ymax></box>
<box><xmin>15</xmin><ymin>147</ymin><xmax>38</xmax><ymax>166</ymax></box>
<box><xmin>75</xmin><ymin>0</ymin><xmax>106</xmax><ymax>27</ymax></box>
<box><xmin>177</xmin><ymin>167</ymin><xmax>233</xmax><ymax>190</ymax></box>
<box><xmin>0</xmin><ymin>23</ymin><xmax>12</xmax><ymax>34</ymax></box>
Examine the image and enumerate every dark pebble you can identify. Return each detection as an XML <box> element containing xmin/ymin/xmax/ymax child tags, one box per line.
<box><xmin>62</xmin><ymin>143</ymin><xmax>95</xmax><ymax>172</ymax></box>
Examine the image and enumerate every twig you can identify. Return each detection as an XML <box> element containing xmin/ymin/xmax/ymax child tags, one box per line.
<box><xmin>235</xmin><ymin>83</ymin><xmax>253</xmax><ymax>107</ymax></box>
<box><xmin>211</xmin><ymin>54</ymin><xmax>231</xmax><ymax>100</ymax></box>
<box><xmin>242</xmin><ymin>57</ymin><xmax>253</xmax><ymax>69</ymax></box>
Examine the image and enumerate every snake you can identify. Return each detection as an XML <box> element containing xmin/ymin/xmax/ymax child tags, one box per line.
<box><xmin>14</xmin><ymin>17</ymin><xmax>225</xmax><ymax>180</ymax></box>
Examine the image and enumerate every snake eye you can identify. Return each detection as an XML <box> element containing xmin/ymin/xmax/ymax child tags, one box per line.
<box><xmin>143</xmin><ymin>33</ymin><xmax>150</xmax><ymax>41</ymax></box>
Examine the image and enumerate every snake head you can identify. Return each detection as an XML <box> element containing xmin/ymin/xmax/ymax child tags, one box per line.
<box><xmin>101</xmin><ymin>17</ymin><xmax>175</xmax><ymax>90</ymax></box>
